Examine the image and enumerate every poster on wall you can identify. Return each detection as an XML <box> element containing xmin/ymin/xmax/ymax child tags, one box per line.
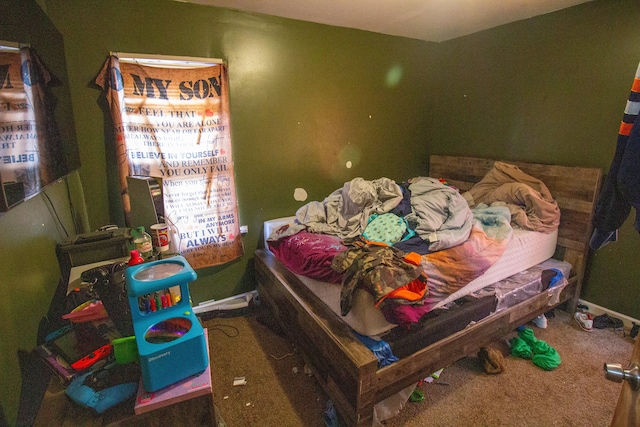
<box><xmin>96</xmin><ymin>56</ymin><xmax>243</xmax><ymax>269</ymax></box>
<box><xmin>0</xmin><ymin>47</ymin><xmax>68</xmax><ymax>210</ymax></box>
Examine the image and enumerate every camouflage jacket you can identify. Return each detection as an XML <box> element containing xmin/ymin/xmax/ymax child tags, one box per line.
<box><xmin>331</xmin><ymin>237</ymin><xmax>427</xmax><ymax>316</ymax></box>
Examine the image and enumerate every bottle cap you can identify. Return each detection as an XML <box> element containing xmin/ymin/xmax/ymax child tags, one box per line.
<box><xmin>128</xmin><ymin>249</ymin><xmax>145</xmax><ymax>266</ymax></box>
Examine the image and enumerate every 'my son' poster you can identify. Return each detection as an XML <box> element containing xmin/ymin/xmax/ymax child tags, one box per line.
<box><xmin>96</xmin><ymin>56</ymin><xmax>243</xmax><ymax>268</ymax></box>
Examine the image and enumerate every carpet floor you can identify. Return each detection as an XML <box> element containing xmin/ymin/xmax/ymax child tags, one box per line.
<box><xmin>206</xmin><ymin>304</ymin><xmax>634</xmax><ymax>427</ymax></box>
<box><xmin>29</xmin><ymin>303</ymin><xmax>635</xmax><ymax>426</ymax></box>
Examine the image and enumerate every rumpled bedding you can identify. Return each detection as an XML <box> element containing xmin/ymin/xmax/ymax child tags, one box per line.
<box><xmin>296</xmin><ymin>176</ymin><xmax>472</xmax><ymax>251</ymax></box>
<box><xmin>267</xmin><ymin>164</ymin><xmax>560</xmax><ymax>330</ymax></box>
<box><xmin>296</xmin><ymin>177</ymin><xmax>404</xmax><ymax>239</ymax></box>
<box><xmin>404</xmin><ymin>177</ymin><xmax>474</xmax><ymax>252</ymax></box>
<box><xmin>423</xmin><ymin>205</ymin><xmax>513</xmax><ymax>297</ymax></box>
<box><xmin>331</xmin><ymin>238</ymin><xmax>428</xmax><ymax>317</ymax></box>
<box><xmin>267</xmin><ymin>229</ymin><xmax>346</xmax><ymax>283</ymax></box>
<box><xmin>362</xmin><ymin>205</ymin><xmax>513</xmax><ymax>327</ymax></box>
<box><xmin>463</xmin><ymin>162</ymin><xmax>560</xmax><ymax>233</ymax></box>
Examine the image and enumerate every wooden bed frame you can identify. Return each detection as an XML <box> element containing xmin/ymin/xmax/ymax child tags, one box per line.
<box><xmin>254</xmin><ymin>155</ymin><xmax>602</xmax><ymax>426</ymax></box>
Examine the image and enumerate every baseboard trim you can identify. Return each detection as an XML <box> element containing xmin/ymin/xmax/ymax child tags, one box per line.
<box><xmin>193</xmin><ymin>290</ymin><xmax>258</xmax><ymax>314</ymax></box>
<box><xmin>579</xmin><ymin>299</ymin><xmax>640</xmax><ymax>329</ymax></box>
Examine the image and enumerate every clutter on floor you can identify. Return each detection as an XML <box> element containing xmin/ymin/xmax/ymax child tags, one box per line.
<box><xmin>509</xmin><ymin>327</ymin><xmax>561</xmax><ymax>370</ymax></box>
<box><xmin>478</xmin><ymin>346</ymin><xmax>506</xmax><ymax>374</ymax></box>
<box><xmin>631</xmin><ymin>322</ymin><xmax>639</xmax><ymax>339</ymax></box>
<box><xmin>574</xmin><ymin>312</ymin><xmax>594</xmax><ymax>331</ymax></box>
<box><xmin>33</xmin><ymin>246</ymin><xmax>214</xmax><ymax>422</ymax></box>
<box><xmin>532</xmin><ymin>314</ymin><xmax>548</xmax><ymax>329</ymax></box>
<box><xmin>573</xmin><ymin>303</ymin><xmax>626</xmax><ymax>336</ymax></box>
<box><xmin>593</xmin><ymin>313</ymin><xmax>624</xmax><ymax>330</ymax></box>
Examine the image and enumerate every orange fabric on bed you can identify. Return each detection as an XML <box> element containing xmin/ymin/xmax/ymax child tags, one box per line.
<box><xmin>375</xmin><ymin>275</ymin><xmax>427</xmax><ymax>308</ymax></box>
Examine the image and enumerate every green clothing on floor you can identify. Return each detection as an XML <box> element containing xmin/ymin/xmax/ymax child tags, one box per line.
<box><xmin>510</xmin><ymin>327</ymin><xmax>561</xmax><ymax>370</ymax></box>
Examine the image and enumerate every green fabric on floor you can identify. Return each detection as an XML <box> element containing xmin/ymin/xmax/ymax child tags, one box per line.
<box><xmin>532</xmin><ymin>347</ymin><xmax>561</xmax><ymax>370</ymax></box>
<box><xmin>518</xmin><ymin>327</ymin><xmax>539</xmax><ymax>347</ymax></box>
<box><xmin>510</xmin><ymin>328</ymin><xmax>561</xmax><ymax>370</ymax></box>
<box><xmin>510</xmin><ymin>336</ymin><xmax>533</xmax><ymax>359</ymax></box>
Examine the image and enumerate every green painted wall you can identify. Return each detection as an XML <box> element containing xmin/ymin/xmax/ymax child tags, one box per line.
<box><xmin>0</xmin><ymin>1</ymin><xmax>87</xmax><ymax>425</ymax></box>
<box><xmin>429</xmin><ymin>0</ymin><xmax>640</xmax><ymax>319</ymax></box>
<box><xmin>2</xmin><ymin>0</ymin><xmax>640</xmax><ymax>424</ymax></box>
<box><xmin>41</xmin><ymin>0</ymin><xmax>438</xmax><ymax>307</ymax></box>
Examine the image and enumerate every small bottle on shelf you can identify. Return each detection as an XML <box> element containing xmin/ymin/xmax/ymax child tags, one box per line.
<box><xmin>132</xmin><ymin>226</ymin><xmax>154</xmax><ymax>260</ymax></box>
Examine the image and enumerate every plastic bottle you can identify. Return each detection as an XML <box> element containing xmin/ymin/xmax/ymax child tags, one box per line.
<box><xmin>132</xmin><ymin>226</ymin><xmax>153</xmax><ymax>260</ymax></box>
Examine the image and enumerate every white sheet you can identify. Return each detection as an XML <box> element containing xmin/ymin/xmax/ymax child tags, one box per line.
<box><xmin>263</xmin><ymin>218</ymin><xmax>558</xmax><ymax>337</ymax></box>
<box><xmin>433</xmin><ymin>227</ymin><xmax>558</xmax><ymax>309</ymax></box>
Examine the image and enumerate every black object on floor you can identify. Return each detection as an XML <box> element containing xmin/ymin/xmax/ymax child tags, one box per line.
<box><xmin>593</xmin><ymin>313</ymin><xmax>623</xmax><ymax>330</ymax></box>
<box><xmin>630</xmin><ymin>322</ymin><xmax>639</xmax><ymax>339</ymax></box>
<box><xmin>576</xmin><ymin>303</ymin><xmax>590</xmax><ymax>312</ymax></box>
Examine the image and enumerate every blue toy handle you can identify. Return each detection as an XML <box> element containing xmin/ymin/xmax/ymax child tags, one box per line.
<box><xmin>125</xmin><ymin>256</ymin><xmax>197</xmax><ymax>297</ymax></box>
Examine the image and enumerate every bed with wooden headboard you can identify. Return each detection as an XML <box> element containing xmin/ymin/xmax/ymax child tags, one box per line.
<box><xmin>254</xmin><ymin>155</ymin><xmax>602</xmax><ymax>426</ymax></box>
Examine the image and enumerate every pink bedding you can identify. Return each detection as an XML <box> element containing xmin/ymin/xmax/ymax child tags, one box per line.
<box><xmin>267</xmin><ymin>205</ymin><xmax>514</xmax><ymax>329</ymax></box>
<box><xmin>267</xmin><ymin>231</ymin><xmax>346</xmax><ymax>284</ymax></box>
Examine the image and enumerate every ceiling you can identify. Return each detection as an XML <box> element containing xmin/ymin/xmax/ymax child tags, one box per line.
<box><xmin>178</xmin><ymin>0</ymin><xmax>592</xmax><ymax>42</ymax></box>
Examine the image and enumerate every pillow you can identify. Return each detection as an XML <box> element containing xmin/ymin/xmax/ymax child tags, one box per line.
<box><xmin>267</xmin><ymin>231</ymin><xmax>346</xmax><ymax>283</ymax></box>
<box><xmin>362</xmin><ymin>213</ymin><xmax>408</xmax><ymax>245</ymax></box>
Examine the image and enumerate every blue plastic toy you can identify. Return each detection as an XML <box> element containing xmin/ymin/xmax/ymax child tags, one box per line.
<box><xmin>126</xmin><ymin>256</ymin><xmax>208</xmax><ymax>392</ymax></box>
<box><xmin>65</xmin><ymin>362</ymin><xmax>138</xmax><ymax>414</ymax></box>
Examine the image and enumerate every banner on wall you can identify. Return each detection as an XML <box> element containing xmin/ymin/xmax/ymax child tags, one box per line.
<box><xmin>0</xmin><ymin>48</ymin><xmax>68</xmax><ymax>208</ymax></box>
<box><xmin>96</xmin><ymin>56</ymin><xmax>243</xmax><ymax>269</ymax></box>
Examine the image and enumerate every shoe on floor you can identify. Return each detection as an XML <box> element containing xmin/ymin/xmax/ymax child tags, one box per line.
<box><xmin>593</xmin><ymin>313</ymin><xmax>623</xmax><ymax>330</ymax></box>
<box><xmin>532</xmin><ymin>314</ymin><xmax>548</xmax><ymax>329</ymax></box>
<box><xmin>574</xmin><ymin>312</ymin><xmax>593</xmax><ymax>332</ymax></box>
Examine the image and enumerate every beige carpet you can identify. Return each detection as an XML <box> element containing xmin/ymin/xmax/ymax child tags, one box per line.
<box><xmin>205</xmin><ymin>305</ymin><xmax>634</xmax><ymax>427</ymax></box>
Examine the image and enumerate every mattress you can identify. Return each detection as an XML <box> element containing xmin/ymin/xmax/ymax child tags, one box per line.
<box><xmin>432</xmin><ymin>227</ymin><xmax>558</xmax><ymax>309</ymax></box>
<box><xmin>263</xmin><ymin>218</ymin><xmax>558</xmax><ymax>337</ymax></box>
<box><xmin>474</xmin><ymin>257</ymin><xmax>571</xmax><ymax>312</ymax></box>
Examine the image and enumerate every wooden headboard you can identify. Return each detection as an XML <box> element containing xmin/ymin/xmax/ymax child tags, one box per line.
<box><xmin>429</xmin><ymin>155</ymin><xmax>602</xmax><ymax>311</ymax></box>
